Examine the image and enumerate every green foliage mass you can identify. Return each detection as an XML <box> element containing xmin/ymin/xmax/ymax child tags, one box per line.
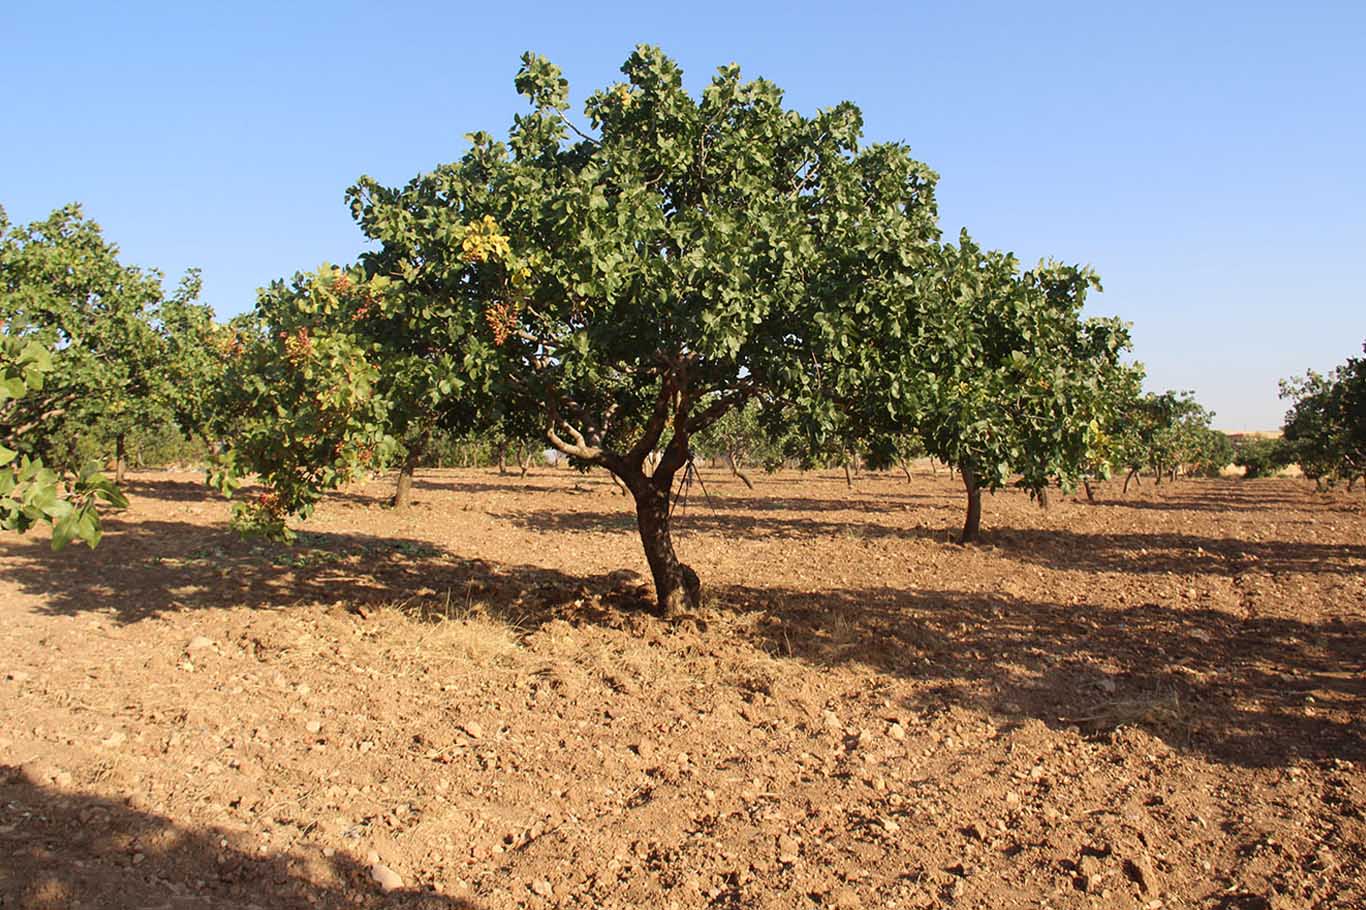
<box><xmin>0</xmin><ymin>332</ymin><xmax>126</xmax><ymax>548</ymax></box>
<box><xmin>1280</xmin><ymin>342</ymin><xmax>1366</xmax><ymax>488</ymax></box>
<box><xmin>1233</xmin><ymin>436</ymin><xmax>1291</xmax><ymax>479</ymax></box>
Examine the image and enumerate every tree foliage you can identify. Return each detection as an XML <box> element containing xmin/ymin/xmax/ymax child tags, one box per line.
<box><xmin>834</xmin><ymin>233</ymin><xmax>1130</xmax><ymax>540</ymax></box>
<box><xmin>1</xmin><ymin>331</ymin><xmax>126</xmax><ymax>547</ymax></box>
<box><xmin>348</xmin><ymin>46</ymin><xmax>941</xmax><ymax>613</ymax></box>
<box><xmin>1279</xmin><ymin>342</ymin><xmax>1366</xmax><ymax>487</ymax></box>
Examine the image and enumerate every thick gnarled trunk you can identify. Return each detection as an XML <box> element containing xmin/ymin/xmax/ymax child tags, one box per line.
<box><xmin>630</xmin><ymin>478</ymin><xmax>700</xmax><ymax>617</ymax></box>
<box><xmin>960</xmin><ymin>466</ymin><xmax>982</xmax><ymax>543</ymax></box>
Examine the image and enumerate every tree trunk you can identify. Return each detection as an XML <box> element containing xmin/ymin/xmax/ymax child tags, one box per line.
<box><xmin>960</xmin><ymin>466</ymin><xmax>982</xmax><ymax>543</ymax></box>
<box><xmin>1038</xmin><ymin>486</ymin><xmax>1050</xmax><ymax>510</ymax></box>
<box><xmin>630</xmin><ymin>477</ymin><xmax>700</xmax><ymax>617</ymax></box>
<box><xmin>1083</xmin><ymin>479</ymin><xmax>1096</xmax><ymax>503</ymax></box>
<box><xmin>843</xmin><ymin>459</ymin><xmax>854</xmax><ymax>488</ymax></box>
<box><xmin>900</xmin><ymin>461</ymin><xmax>912</xmax><ymax>483</ymax></box>
<box><xmin>519</xmin><ymin>443</ymin><xmax>531</xmax><ymax>478</ymax></box>
<box><xmin>392</xmin><ymin>439</ymin><xmax>424</xmax><ymax>509</ymax></box>
<box><xmin>114</xmin><ymin>434</ymin><xmax>126</xmax><ymax>485</ymax></box>
<box><xmin>728</xmin><ymin>453</ymin><xmax>755</xmax><ymax>490</ymax></box>
<box><xmin>1123</xmin><ymin>468</ymin><xmax>1140</xmax><ymax>494</ymax></box>
<box><xmin>393</xmin><ymin>464</ymin><xmax>415</xmax><ymax>509</ymax></box>
<box><xmin>929</xmin><ymin>459</ymin><xmax>938</xmax><ymax>476</ymax></box>
<box><xmin>497</xmin><ymin>442</ymin><xmax>508</xmax><ymax>475</ymax></box>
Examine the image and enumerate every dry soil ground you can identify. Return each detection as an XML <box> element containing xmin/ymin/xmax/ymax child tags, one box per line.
<box><xmin>1</xmin><ymin>468</ymin><xmax>1363</xmax><ymax>910</ymax></box>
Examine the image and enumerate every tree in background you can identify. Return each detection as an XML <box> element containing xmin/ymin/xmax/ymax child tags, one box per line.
<box><xmin>1232</xmin><ymin>435</ymin><xmax>1290</xmax><ymax>479</ymax></box>
<box><xmin>1</xmin><ymin>330</ymin><xmax>126</xmax><ymax>548</ymax></box>
<box><xmin>1280</xmin><ymin>341</ymin><xmax>1366</xmax><ymax>489</ymax></box>
<box><xmin>844</xmin><ymin>234</ymin><xmax>1129</xmax><ymax>542</ymax></box>
<box><xmin>208</xmin><ymin>266</ymin><xmax>398</xmax><ymax>539</ymax></box>
<box><xmin>693</xmin><ymin>400</ymin><xmax>787</xmax><ymax>489</ymax></box>
<box><xmin>0</xmin><ymin>203</ymin><xmax>229</xmax><ymax>482</ymax></box>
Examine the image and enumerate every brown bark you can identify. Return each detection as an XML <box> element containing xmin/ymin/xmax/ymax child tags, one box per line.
<box><xmin>843</xmin><ymin>460</ymin><xmax>854</xmax><ymax>488</ymax></box>
<box><xmin>519</xmin><ymin>443</ymin><xmax>532</xmax><ymax>478</ymax></box>
<box><xmin>960</xmin><ymin>466</ymin><xmax>982</xmax><ymax>543</ymax></box>
<box><xmin>114</xmin><ymin>434</ymin><xmax>126</xmax><ymax>485</ymax></box>
<box><xmin>626</xmin><ymin>469</ymin><xmax>700</xmax><ymax>617</ymax></box>
<box><xmin>392</xmin><ymin>440</ymin><xmax>424</xmax><ymax>509</ymax></box>
<box><xmin>1083</xmin><ymin>479</ymin><xmax>1096</xmax><ymax>503</ymax></box>
<box><xmin>497</xmin><ymin>442</ymin><xmax>508</xmax><ymax>475</ymax></box>
<box><xmin>728</xmin><ymin>453</ymin><xmax>755</xmax><ymax>490</ymax></box>
<box><xmin>900</xmin><ymin>461</ymin><xmax>913</xmax><ymax>483</ymax></box>
<box><xmin>1123</xmin><ymin>468</ymin><xmax>1140</xmax><ymax>494</ymax></box>
<box><xmin>392</xmin><ymin>465</ymin><xmax>414</xmax><ymax>509</ymax></box>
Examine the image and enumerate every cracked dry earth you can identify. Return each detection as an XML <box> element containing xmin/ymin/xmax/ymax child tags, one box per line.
<box><xmin>1</xmin><ymin>467</ymin><xmax>1363</xmax><ymax>910</ymax></box>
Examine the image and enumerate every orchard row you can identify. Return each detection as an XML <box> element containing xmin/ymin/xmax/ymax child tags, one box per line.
<box><xmin>3</xmin><ymin>48</ymin><xmax>1362</xmax><ymax>610</ymax></box>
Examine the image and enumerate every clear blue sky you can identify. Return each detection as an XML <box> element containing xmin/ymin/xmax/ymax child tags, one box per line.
<box><xmin>3</xmin><ymin>1</ymin><xmax>1362</xmax><ymax>429</ymax></box>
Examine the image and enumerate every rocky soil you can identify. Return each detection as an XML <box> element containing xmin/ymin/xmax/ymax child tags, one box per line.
<box><xmin>1</xmin><ymin>468</ymin><xmax>1362</xmax><ymax>909</ymax></box>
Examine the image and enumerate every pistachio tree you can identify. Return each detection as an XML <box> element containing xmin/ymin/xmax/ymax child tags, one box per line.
<box><xmin>0</xmin><ymin>204</ymin><xmax>177</xmax><ymax>482</ymax></box>
<box><xmin>208</xmin><ymin>266</ymin><xmax>398</xmax><ymax>538</ymax></box>
<box><xmin>852</xmin><ymin>234</ymin><xmax>1129</xmax><ymax>542</ymax></box>
<box><xmin>1280</xmin><ymin>342</ymin><xmax>1366</xmax><ymax>489</ymax></box>
<box><xmin>1</xmin><ymin>329</ymin><xmax>126</xmax><ymax>548</ymax></box>
<box><xmin>349</xmin><ymin>47</ymin><xmax>940</xmax><ymax>614</ymax></box>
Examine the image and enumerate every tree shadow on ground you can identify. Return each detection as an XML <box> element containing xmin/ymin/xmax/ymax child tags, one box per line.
<box><xmin>990</xmin><ymin>526</ymin><xmax>1366</xmax><ymax>577</ymax></box>
<box><xmin>5</xmin><ymin>478</ymin><xmax>1361</xmax><ymax>773</ymax></box>
<box><xmin>0</xmin><ymin>767</ymin><xmax>476</xmax><ymax>909</ymax></box>
<box><xmin>724</xmin><ymin>583</ymin><xmax>1364</xmax><ymax>770</ymax></box>
<box><xmin>0</xmin><ymin>514</ymin><xmax>643</xmax><ymax>627</ymax></box>
<box><xmin>1085</xmin><ymin>481</ymin><xmax>1363</xmax><ymax>515</ymax></box>
<box><xmin>488</xmin><ymin>505</ymin><xmax>954</xmax><ymax>543</ymax></box>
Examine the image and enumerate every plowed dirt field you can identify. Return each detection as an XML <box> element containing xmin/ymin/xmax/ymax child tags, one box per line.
<box><xmin>2</xmin><ymin>468</ymin><xmax>1362</xmax><ymax>909</ymax></box>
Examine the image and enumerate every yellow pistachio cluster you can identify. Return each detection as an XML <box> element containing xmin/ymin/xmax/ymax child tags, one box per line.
<box><xmin>461</xmin><ymin>215</ymin><xmax>512</xmax><ymax>264</ymax></box>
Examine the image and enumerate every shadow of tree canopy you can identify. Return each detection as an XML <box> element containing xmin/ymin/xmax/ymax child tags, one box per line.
<box><xmin>4</xmin><ymin>477</ymin><xmax>1361</xmax><ymax>772</ymax></box>
<box><xmin>0</xmin><ymin>514</ymin><xmax>645</xmax><ymax>626</ymax></box>
<box><xmin>989</xmin><ymin>526</ymin><xmax>1366</xmax><ymax>577</ymax></box>
<box><xmin>487</xmin><ymin>505</ymin><xmax>954</xmax><ymax>543</ymax></box>
<box><xmin>724</xmin><ymin>584</ymin><xmax>1364</xmax><ymax>770</ymax></box>
<box><xmin>1085</xmin><ymin>482</ymin><xmax>1365</xmax><ymax>515</ymax></box>
<box><xmin>0</xmin><ymin>766</ymin><xmax>476</xmax><ymax>909</ymax></box>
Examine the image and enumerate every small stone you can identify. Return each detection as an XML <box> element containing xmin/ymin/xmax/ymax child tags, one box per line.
<box><xmin>879</xmin><ymin>817</ymin><xmax>900</xmax><ymax>833</ymax></box>
<box><xmin>5</xmin><ymin>670</ymin><xmax>31</xmax><ymax>684</ymax></box>
<box><xmin>887</xmin><ymin>722</ymin><xmax>906</xmax><ymax>741</ymax></box>
<box><xmin>1123</xmin><ymin>854</ymin><xmax>1158</xmax><ymax>894</ymax></box>
<box><xmin>964</xmin><ymin>822</ymin><xmax>987</xmax><ymax>841</ymax></box>
<box><xmin>187</xmin><ymin>636</ymin><xmax>215</xmax><ymax>652</ymax></box>
<box><xmin>777</xmin><ymin>834</ymin><xmax>800</xmax><ymax>864</ymax></box>
<box><xmin>530</xmin><ymin>879</ymin><xmax>553</xmax><ymax>898</ymax></box>
<box><xmin>1004</xmin><ymin>791</ymin><xmax>1020</xmax><ymax>806</ymax></box>
<box><xmin>306</xmin><ymin>720</ymin><xmax>322</xmax><ymax>735</ymax></box>
<box><xmin>463</xmin><ymin>721</ymin><xmax>484</xmax><ymax>739</ymax></box>
<box><xmin>370</xmin><ymin>863</ymin><xmax>403</xmax><ymax>892</ymax></box>
<box><xmin>101</xmin><ymin>731</ymin><xmax>126</xmax><ymax>749</ymax></box>
<box><xmin>822</xmin><ymin>710</ymin><xmax>842</xmax><ymax>730</ymax></box>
